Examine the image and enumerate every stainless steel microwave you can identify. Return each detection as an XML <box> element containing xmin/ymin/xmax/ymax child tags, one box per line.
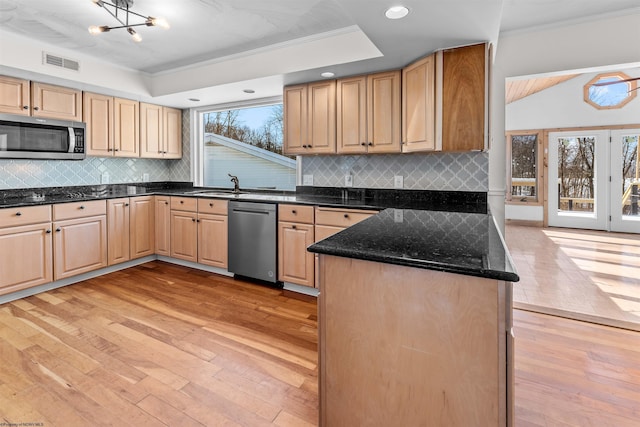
<box><xmin>0</xmin><ymin>113</ymin><xmax>86</xmax><ymax>160</ymax></box>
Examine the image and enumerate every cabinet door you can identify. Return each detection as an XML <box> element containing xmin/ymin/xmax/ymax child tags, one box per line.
<box><xmin>336</xmin><ymin>76</ymin><xmax>367</xmax><ymax>154</ymax></box>
<box><xmin>107</xmin><ymin>198</ymin><xmax>130</xmax><ymax>266</ymax></box>
<box><xmin>441</xmin><ymin>43</ymin><xmax>487</xmax><ymax>151</ymax></box>
<box><xmin>155</xmin><ymin>196</ymin><xmax>171</xmax><ymax>256</ymax></box>
<box><xmin>0</xmin><ymin>223</ymin><xmax>53</xmax><ymax>295</ymax></box>
<box><xmin>170</xmin><ymin>210</ymin><xmax>198</xmax><ymax>262</ymax></box>
<box><xmin>84</xmin><ymin>92</ymin><xmax>114</xmax><ymax>156</ymax></box>
<box><xmin>368</xmin><ymin>71</ymin><xmax>401</xmax><ymax>154</ymax></box>
<box><xmin>307</xmin><ymin>80</ymin><xmax>336</xmax><ymax>154</ymax></box>
<box><xmin>0</xmin><ymin>75</ymin><xmax>30</xmax><ymax>115</ymax></box>
<box><xmin>163</xmin><ymin>107</ymin><xmax>183</xmax><ymax>159</ymax></box>
<box><xmin>197</xmin><ymin>213</ymin><xmax>228</xmax><ymax>269</ymax></box>
<box><xmin>314</xmin><ymin>224</ymin><xmax>344</xmax><ymax>242</ymax></box>
<box><xmin>140</xmin><ymin>102</ymin><xmax>163</xmax><ymax>159</ymax></box>
<box><xmin>402</xmin><ymin>54</ymin><xmax>436</xmax><ymax>152</ymax></box>
<box><xmin>31</xmin><ymin>82</ymin><xmax>82</xmax><ymax>121</ymax></box>
<box><xmin>278</xmin><ymin>222</ymin><xmax>315</xmax><ymax>287</ymax></box>
<box><xmin>130</xmin><ymin>196</ymin><xmax>155</xmax><ymax>259</ymax></box>
<box><xmin>53</xmin><ymin>216</ymin><xmax>107</xmax><ymax>280</ymax></box>
<box><xmin>114</xmin><ymin>98</ymin><xmax>139</xmax><ymax>157</ymax></box>
<box><xmin>283</xmin><ymin>84</ymin><xmax>308</xmax><ymax>154</ymax></box>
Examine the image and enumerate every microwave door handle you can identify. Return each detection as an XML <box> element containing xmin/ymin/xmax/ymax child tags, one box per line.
<box><xmin>68</xmin><ymin>127</ymin><xmax>76</xmax><ymax>153</ymax></box>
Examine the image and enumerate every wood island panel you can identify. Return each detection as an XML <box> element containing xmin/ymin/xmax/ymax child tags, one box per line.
<box><xmin>318</xmin><ymin>255</ymin><xmax>508</xmax><ymax>427</ymax></box>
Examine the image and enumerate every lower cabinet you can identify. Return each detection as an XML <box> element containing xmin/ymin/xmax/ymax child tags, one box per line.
<box><xmin>155</xmin><ymin>196</ymin><xmax>171</xmax><ymax>256</ymax></box>
<box><xmin>53</xmin><ymin>200</ymin><xmax>108</xmax><ymax>280</ymax></box>
<box><xmin>0</xmin><ymin>222</ymin><xmax>53</xmax><ymax>295</ymax></box>
<box><xmin>170</xmin><ymin>209</ymin><xmax>198</xmax><ymax>262</ymax></box>
<box><xmin>130</xmin><ymin>196</ymin><xmax>155</xmax><ymax>259</ymax></box>
<box><xmin>278</xmin><ymin>204</ymin><xmax>315</xmax><ymax>287</ymax></box>
<box><xmin>107</xmin><ymin>198</ymin><xmax>130</xmax><ymax>265</ymax></box>
<box><xmin>197</xmin><ymin>199</ymin><xmax>228</xmax><ymax>269</ymax></box>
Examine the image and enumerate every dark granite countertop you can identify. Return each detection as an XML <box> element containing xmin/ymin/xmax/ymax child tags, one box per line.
<box><xmin>308</xmin><ymin>208</ymin><xmax>519</xmax><ymax>282</ymax></box>
<box><xmin>0</xmin><ymin>182</ymin><xmax>517</xmax><ymax>282</ymax></box>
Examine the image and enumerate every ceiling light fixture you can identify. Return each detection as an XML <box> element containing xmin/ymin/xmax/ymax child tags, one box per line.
<box><xmin>89</xmin><ymin>0</ymin><xmax>169</xmax><ymax>42</ymax></box>
<box><xmin>243</xmin><ymin>89</ymin><xmax>255</xmax><ymax>94</ymax></box>
<box><xmin>385</xmin><ymin>5</ymin><xmax>409</xmax><ymax>20</ymax></box>
<box><xmin>321</xmin><ymin>72</ymin><xmax>335</xmax><ymax>78</ymax></box>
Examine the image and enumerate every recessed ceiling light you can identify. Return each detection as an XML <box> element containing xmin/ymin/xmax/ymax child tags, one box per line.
<box><xmin>188</xmin><ymin>98</ymin><xmax>200</xmax><ymax>102</ymax></box>
<box><xmin>385</xmin><ymin>5</ymin><xmax>409</xmax><ymax>19</ymax></box>
<box><xmin>321</xmin><ymin>72</ymin><xmax>335</xmax><ymax>78</ymax></box>
<box><xmin>243</xmin><ymin>89</ymin><xmax>255</xmax><ymax>94</ymax></box>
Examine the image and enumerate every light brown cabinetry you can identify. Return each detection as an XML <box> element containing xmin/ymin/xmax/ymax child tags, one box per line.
<box><xmin>283</xmin><ymin>80</ymin><xmax>336</xmax><ymax>155</ymax></box>
<box><xmin>170</xmin><ymin>197</ymin><xmax>198</xmax><ymax>262</ymax></box>
<box><xmin>337</xmin><ymin>71</ymin><xmax>401</xmax><ymax>154</ymax></box>
<box><xmin>197</xmin><ymin>199</ymin><xmax>228</xmax><ymax>268</ymax></box>
<box><xmin>114</xmin><ymin>97</ymin><xmax>140</xmax><ymax>157</ymax></box>
<box><xmin>0</xmin><ymin>75</ymin><xmax>30</xmax><ymax>116</ymax></box>
<box><xmin>314</xmin><ymin>207</ymin><xmax>378</xmax><ymax>241</ymax></box>
<box><xmin>130</xmin><ymin>196</ymin><xmax>155</xmax><ymax>259</ymax></box>
<box><xmin>402</xmin><ymin>54</ymin><xmax>437</xmax><ymax>152</ymax></box>
<box><xmin>84</xmin><ymin>92</ymin><xmax>114</xmax><ymax>156</ymax></box>
<box><xmin>107</xmin><ymin>198</ymin><xmax>130</xmax><ymax>266</ymax></box>
<box><xmin>53</xmin><ymin>200</ymin><xmax>107</xmax><ymax>280</ymax></box>
<box><xmin>140</xmin><ymin>103</ymin><xmax>182</xmax><ymax>159</ymax></box>
<box><xmin>0</xmin><ymin>77</ymin><xmax>82</xmax><ymax>120</ymax></box>
<box><xmin>278</xmin><ymin>204</ymin><xmax>315</xmax><ymax>287</ymax></box>
<box><xmin>0</xmin><ymin>205</ymin><xmax>53</xmax><ymax>295</ymax></box>
<box><xmin>317</xmin><ymin>255</ymin><xmax>511</xmax><ymax>426</ymax></box>
<box><xmin>155</xmin><ymin>196</ymin><xmax>171</xmax><ymax>256</ymax></box>
<box><xmin>440</xmin><ymin>43</ymin><xmax>488</xmax><ymax>151</ymax></box>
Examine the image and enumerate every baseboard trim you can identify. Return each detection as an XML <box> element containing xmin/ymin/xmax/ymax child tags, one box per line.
<box><xmin>505</xmin><ymin>219</ymin><xmax>544</xmax><ymax>227</ymax></box>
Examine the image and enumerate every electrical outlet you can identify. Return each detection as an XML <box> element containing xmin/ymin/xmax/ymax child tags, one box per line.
<box><xmin>143</xmin><ymin>173</ymin><xmax>150</xmax><ymax>182</ymax></box>
<box><xmin>394</xmin><ymin>175</ymin><xmax>403</xmax><ymax>189</ymax></box>
<box><xmin>303</xmin><ymin>174</ymin><xmax>313</xmax><ymax>186</ymax></box>
<box><xmin>344</xmin><ymin>174</ymin><xmax>353</xmax><ymax>187</ymax></box>
<box><xmin>394</xmin><ymin>209</ymin><xmax>404</xmax><ymax>223</ymax></box>
<box><xmin>101</xmin><ymin>172</ymin><xmax>110</xmax><ymax>184</ymax></box>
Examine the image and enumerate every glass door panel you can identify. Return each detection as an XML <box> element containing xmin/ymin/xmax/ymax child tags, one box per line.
<box><xmin>611</xmin><ymin>129</ymin><xmax>640</xmax><ymax>233</ymax></box>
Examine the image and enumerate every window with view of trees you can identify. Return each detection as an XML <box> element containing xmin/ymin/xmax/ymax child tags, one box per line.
<box><xmin>507</xmin><ymin>131</ymin><xmax>541</xmax><ymax>203</ymax></box>
<box><xmin>201</xmin><ymin>104</ymin><xmax>296</xmax><ymax>191</ymax></box>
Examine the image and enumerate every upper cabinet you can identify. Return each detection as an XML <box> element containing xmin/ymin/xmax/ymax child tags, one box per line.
<box><xmin>0</xmin><ymin>77</ymin><xmax>82</xmax><ymax>121</ymax></box>
<box><xmin>439</xmin><ymin>43</ymin><xmax>489</xmax><ymax>152</ymax></box>
<box><xmin>85</xmin><ymin>94</ymin><xmax>140</xmax><ymax>157</ymax></box>
<box><xmin>337</xmin><ymin>71</ymin><xmax>401</xmax><ymax>154</ymax></box>
<box><xmin>402</xmin><ymin>54</ymin><xmax>437</xmax><ymax>152</ymax></box>
<box><xmin>284</xmin><ymin>80</ymin><xmax>336</xmax><ymax>155</ymax></box>
<box><xmin>114</xmin><ymin>97</ymin><xmax>140</xmax><ymax>157</ymax></box>
<box><xmin>140</xmin><ymin>103</ymin><xmax>182</xmax><ymax>159</ymax></box>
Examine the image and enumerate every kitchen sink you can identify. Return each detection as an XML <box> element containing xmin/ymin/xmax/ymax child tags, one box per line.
<box><xmin>186</xmin><ymin>189</ymin><xmax>248</xmax><ymax>197</ymax></box>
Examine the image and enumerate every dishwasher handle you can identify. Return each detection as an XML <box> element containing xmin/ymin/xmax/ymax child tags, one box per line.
<box><xmin>231</xmin><ymin>207</ymin><xmax>271</xmax><ymax>215</ymax></box>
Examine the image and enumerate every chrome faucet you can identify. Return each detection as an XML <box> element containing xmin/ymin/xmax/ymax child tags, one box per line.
<box><xmin>228</xmin><ymin>174</ymin><xmax>240</xmax><ymax>193</ymax></box>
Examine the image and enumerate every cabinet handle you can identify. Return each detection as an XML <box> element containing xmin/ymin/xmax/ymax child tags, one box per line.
<box><xmin>46</xmin><ymin>229</ymin><xmax>52</xmax><ymax>234</ymax></box>
<box><xmin>344</xmin><ymin>214</ymin><xmax>349</xmax><ymax>218</ymax></box>
<box><xmin>361</xmin><ymin>142</ymin><xmax>366</xmax><ymax>146</ymax></box>
<box><xmin>125</xmin><ymin>203</ymin><xmax>129</xmax><ymax>207</ymax></box>
<box><xmin>291</xmin><ymin>225</ymin><xmax>297</xmax><ymax>229</ymax></box>
<box><xmin>180</xmin><ymin>201</ymin><xmax>184</xmax><ymax>204</ymax></box>
<box><xmin>196</xmin><ymin>219</ymin><xmax>200</xmax><ymax>223</ymax></box>
<box><xmin>165</xmin><ymin>201</ymin><xmax>169</xmax><ymax>205</ymax></box>
<box><xmin>15</xmin><ymin>211</ymin><xmax>22</xmax><ymax>216</ymax></box>
<box><xmin>33</xmin><ymin>106</ymin><xmax>39</xmax><ymax>111</ymax></box>
<box><xmin>368</xmin><ymin>142</ymin><xmax>373</xmax><ymax>146</ymax></box>
<box><xmin>192</xmin><ymin>218</ymin><xmax>196</xmax><ymax>222</ymax></box>
<box><xmin>55</xmin><ymin>228</ymin><xmax>61</xmax><ymax>232</ymax></box>
<box><xmin>79</xmin><ymin>205</ymin><xmax>85</xmax><ymax>210</ymax></box>
<box><xmin>114</xmin><ymin>149</ymin><xmax>119</xmax><ymax>152</ymax></box>
<box><xmin>292</xmin><ymin>210</ymin><xmax>296</xmax><ymax>214</ymax></box>
<box><xmin>209</xmin><ymin>203</ymin><xmax>214</xmax><ymax>207</ymax></box>
<box><xmin>23</xmin><ymin>105</ymin><xmax>29</xmax><ymax>110</ymax></box>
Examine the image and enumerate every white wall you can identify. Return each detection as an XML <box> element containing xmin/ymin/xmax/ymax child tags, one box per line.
<box><xmin>490</xmin><ymin>11</ymin><xmax>640</xmax><ymax>231</ymax></box>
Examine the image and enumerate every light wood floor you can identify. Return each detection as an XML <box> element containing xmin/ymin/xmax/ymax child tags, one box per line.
<box><xmin>1</xmin><ymin>261</ymin><xmax>639</xmax><ymax>426</ymax></box>
<box><xmin>506</xmin><ymin>225</ymin><xmax>640</xmax><ymax>331</ymax></box>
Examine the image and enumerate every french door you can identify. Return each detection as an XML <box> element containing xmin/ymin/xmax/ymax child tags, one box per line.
<box><xmin>548</xmin><ymin>129</ymin><xmax>639</xmax><ymax>233</ymax></box>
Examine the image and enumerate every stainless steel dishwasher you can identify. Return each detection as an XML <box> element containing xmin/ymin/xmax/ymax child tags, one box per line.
<box><xmin>228</xmin><ymin>201</ymin><xmax>279</xmax><ymax>285</ymax></box>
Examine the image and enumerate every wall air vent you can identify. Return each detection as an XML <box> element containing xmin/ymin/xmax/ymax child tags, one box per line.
<box><xmin>42</xmin><ymin>52</ymin><xmax>80</xmax><ymax>71</ymax></box>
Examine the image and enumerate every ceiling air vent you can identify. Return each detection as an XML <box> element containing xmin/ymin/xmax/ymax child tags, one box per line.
<box><xmin>42</xmin><ymin>52</ymin><xmax>80</xmax><ymax>72</ymax></box>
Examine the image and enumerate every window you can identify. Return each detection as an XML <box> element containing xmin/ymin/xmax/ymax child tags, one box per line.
<box><xmin>506</xmin><ymin>131</ymin><xmax>542</xmax><ymax>203</ymax></box>
<box><xmin>584</xmin><ymin>72</ymin><xmax>637</xmax><ymax>110</ymax></box>
<box><xmin>199</xmin><ymin>103</ymin><xmax>296</xmax><ymax>191</ymax></box>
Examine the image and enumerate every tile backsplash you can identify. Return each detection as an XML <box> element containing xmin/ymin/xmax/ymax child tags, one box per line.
<box><xmin>301</xmin><ymin>152</ymin><xmax>488</xmax><ymax>191</ymax></box>
<box><xmin>0</xmin><ymin>110</ymin><xmax>192</xmax><ymax>190</ymax></box>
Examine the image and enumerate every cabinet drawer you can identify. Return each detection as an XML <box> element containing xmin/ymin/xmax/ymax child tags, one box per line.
<box><xmin>315</xmin><ymin>207</ymin><xmax>377</xmax><ymax>228</ymax></box>
<box><xmin>171</xmin><ymin>196</ymin><xmax>197</xmax><ymax>212</ymax></box>
<box><xmin>279</xmin><ymin>204</ymin><xmax>314</xmax><ymax>224</ymax></box>
<box><xmin>0</xmin><ymin>205</ymin><xmax>51</xmax><ymax>228</ymax></box>
<box><xmin>53</xmin><ymin>200</ymin><xmax>106</xmax><ymax>221</ymax></box>
<box><xmin>198</xmin><ymin>198</ymin><xmax>228</xmax><ymax>215</ymax></box>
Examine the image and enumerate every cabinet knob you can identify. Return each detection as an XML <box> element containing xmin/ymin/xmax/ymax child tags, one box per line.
<box><xmin>291</xmin><ymin>210</ymin><xmax>296</xmax><ymax>214</ymax></box>
<box><xmin>344</xmin><ymin>214</ymin><xmax>349</xmax><ymax>218</ymax></box>
<box><xmin>361</xmin><ymin>142</ymin><xmax>366</xmax><ymax>146</ymax></box>
<box><xmin>165</xmin><ymin>201</ymin><xmax>169</xmax><ymax>205</ymax></box>
<box><xmin>180</xmin><ymin>201</ymin><xmax>184</xmax><ymax>204</ymax></box>
<box><xmin>33</xmin><ymin>106</ymin><xmax>39</xmax><ymax>111</ymax></box>
<box><xmin>196</xmin><ymin>219</ymin><xmax>200</xmax><ymax>223</ymax></box>
<box><xmin>368</xmin><ymin>142</ymin><xmax>373</xmax><ymax>146</ymax></box>
<box><xmin>55</xmin><ymin>228</ymin><xmax>61</xmax><ymax>232</ymax></box>
<box><xmin>209</xmin><ymin>203</ymin><xmax>213</xmax><ymax>207</ymax></box>
<box><xmin>125</xmin><ymin>203</ymin><xmax>129</xmax><ymax>207</ymax></box>
<box><xmin>291</xmin><ymin>225</ymin><xmax>297</xmax><ymax>229</ymax></box>
<box><xmin>79</xmin><ymin>205</ymin><xmax>85</xmax><ymax>209</ymax></box>
<box><xmin>46</xmin><ymin>229</ymin><xmax>52</xmax><ymax>234</ymax></box>
<box><xmin>15</xmin><ymin>211</ymin><xmax>22</xmax><ymax>216</ymax></box>
<box><xmin>114</xmin><ymin>149</ymin><xmax>119</xmax><ymax>152</ymax></box>
<box><xmin>192</xmin><ymin>218</ymin><xmax>196</xmax><ymax>222</ymax></box>
<box><xmin>23</xmin><ymin>105</ymin><xmax>29</xmax><ymax>110</ymax></box>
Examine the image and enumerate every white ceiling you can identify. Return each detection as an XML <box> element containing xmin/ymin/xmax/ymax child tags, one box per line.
<box><xmin>0</xmin><ymin>0</ymin><xmax>638</xmax><ymax>108</ymax></box>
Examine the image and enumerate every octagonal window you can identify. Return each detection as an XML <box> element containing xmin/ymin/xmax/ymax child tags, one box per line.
<box><xmin>584</xmin><ymin>72</ymin><xmax>637</xmax><ymax>109</ymax></box>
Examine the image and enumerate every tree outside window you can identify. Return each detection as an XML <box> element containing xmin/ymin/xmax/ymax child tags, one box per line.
<box><xmin>507</xmin><ymin>131</ymin><xmax>541</xmax><ymax>203</ymax></box>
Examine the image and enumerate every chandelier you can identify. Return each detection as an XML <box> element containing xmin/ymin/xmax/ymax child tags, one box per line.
<box><xmin>88</xmin><ymin>0</ymin><xmax>169</xmax><ymax>42</ymax></box>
